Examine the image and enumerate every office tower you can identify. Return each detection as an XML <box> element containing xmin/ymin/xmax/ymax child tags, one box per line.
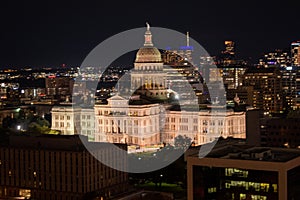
<box><xmin>243</xmin><ymin>68</ymin><xmax>283</xmax><ymax>114</ymax></box>
<box><xmin>291</xmin><ymin>41</ymin><xmax>300</xmax><ymax>66</ymax></box>
<box><xmin>186</xmin><ymin>138</ymin><xmax>300</xmax><ymax>200</ymax></box>
<box><xmin>280</xmin><ymin>66</ymin><xmax>297</xmax><ymax>109</ymax></box>
<box><xmin>220</xmin><ymin>67</ymin><xmax>247</xmax><ymax>90</ymax></box>
<box><xmin>45</xmin><ymin>77</ymin><xmax>74</xmax><ymax>101</ymax></box>
<box><xmin>223</xmin><ymin>40</ymin><xmax>235</xmax><ymax>58</ymax></box>
<box><xmin>259</xmin><ymin>49</ymin><xmax>291</xmax><ymax>68</ymax></box>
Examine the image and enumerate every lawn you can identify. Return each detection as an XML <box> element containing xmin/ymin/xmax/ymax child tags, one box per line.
<box><xmin>135</xmin><ymin>182</ymin><xmax>187</xmax><ymax>199</ymax></box>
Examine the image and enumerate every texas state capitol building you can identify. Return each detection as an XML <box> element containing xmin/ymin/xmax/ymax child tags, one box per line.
<box><xmin>51</xmin><ymin>24</ymin><xmax>246</xmax><ymax>147</ymax></box>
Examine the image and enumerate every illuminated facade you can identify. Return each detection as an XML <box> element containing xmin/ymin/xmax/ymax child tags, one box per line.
<box><xmin>186</xmin><ymin>138</ymin><xmax>300</xmax><ymax>200</ymax></box>
<box><xmin>222</xmin><ymin>40</ymin><xmax>235</xmax><ymax>58</ymax></box>
<box><xmin>51</xmin><ymin>101</ymin><xmax>246</xmax><ymax>147</ymax></box>
<box><xmin>131</xmin><ymin>23</ymin><xmax>168</xmax><ymax>100</ymax></box>
<box><xmin>162</xmin><ymin>107</ymin><xmax>245</xmax><ymax>145</ymax></box>
<box><xmin>51</xmin><ymin>103</ymin><xmax>96</xmax><ymax>141</ymax></box>
<box><xmin>291</xmin><ymin>41</ymin><xmax>300</xmax><ymax>66</ymax></box>
<box><xmin>50</xmin><ymin>24</ymin><xmax>246</xmax><ymax>147</ymax></box>
<box><xmin>45</xmin><ymin>77</ymin><xmax>74</xmax><ymax>102</ymax></box>
<box><xmin>280</xmin><ymin>66</ymin><xmax>297</xmax><ymax>109</ymax></box>
<box><xmin>259</xmin><ymin>49</ymin><xmax>291</xmax><ymax>68</ymax></box>
<box><xmin>94</xmin><ymin>95</ymin><xmax>161</xmax><ymax>146</ymax></box>
<box><xmin>220</xmin><ymin>67</ymin><xmax>247</xmax><ymax>89</ymax></box>
<box><xmin>243</xmin><ymin>68</ymin><xmax>283</xmax><ymax>114</ymax></box>
<box><xmin>166</xmin><ymin>32</ymin><xmax>194</xmax><ymax>64</ymax></box>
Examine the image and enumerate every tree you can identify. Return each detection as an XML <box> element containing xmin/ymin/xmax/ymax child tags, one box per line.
<box><xmin>2</xmin><ymin>116</ymin><xmax>17</xmax><ymax>129</ymax></box>
<box><xmin>174</xmin><ymin>135</ymin><xmax>192</xmax><ymax>150</ymax></box>
<box><xmin>27</xmin><ymin>122</ymin><xmax>50</xmax><ymax>135</ymax></box>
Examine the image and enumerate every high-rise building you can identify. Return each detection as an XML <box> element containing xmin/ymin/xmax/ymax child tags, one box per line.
<box><xmin>162</xmin><ymin>49</ymin><xmax>201</xmax><ymax>103</ymax></box>
<box><xmin>164</xmin><ymin>32</ymin><xmax>194</xmax><ymax>65</ymax></box>
<box><xmin>259</xmin><ymin>49</ymin><xmax>291</xmax><ymax>68</ymax></box>
<box><xmin>45</xmin><ymin>77</ymin><xmax>74</xmax><ymax>101</ymax></box>
<box><xmin>280</xmin><ymin>66</ymin><xmax>297</xmax><ymax>109</ymax></box>
<box><xmin>222</xmin><ymin>40</ymin><xmax>235</xmax><ymax>57</ymax></box>
<box><xmin>291</xmin><ymin>41</ymin><xmax>300</xmax><ymax>66</ymax></box>
<box><xmin>220</xmin><ymin>67</ymin><xmax>247</xmax><ymax>90</ymax></box>
<box><xmin>0</xmin><ymin>135</ymin><xmax>128</xmax><ymax>200</ymax></box>
<box><xmin>243</xmin><ymin>68</ymin><xmax>283</xmax><ymax>114</ymax></box>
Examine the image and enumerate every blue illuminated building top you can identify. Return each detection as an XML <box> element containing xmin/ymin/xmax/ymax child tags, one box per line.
<box><xmin>165</xmin><ymin>46</ymin><xmax>194</xmax><ymax>51</ymax></box>
<box><xmin>180</xmin><ymin>46</ymin><xmax>194</xmax><ymax>50</ymax></box>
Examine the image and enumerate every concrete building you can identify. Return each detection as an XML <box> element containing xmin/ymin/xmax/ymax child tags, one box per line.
<box><xmin>51</xmin><ymin>103</ymin><xmax>95</xmax><ymax>141</ymax></box>
<box><xmin>51</xmin><ymin>100</ymin><xmax>246</xmax><ymax>147</ymax></box>
<box><xmin>260</xmin><ymin>117</ymin><xmax>300</xmax><ymax>148</ymax></box>
<box><xmin>162</xmin><ymin>106</ymin><xmax>246</xmax><ymax>146</ymax></box>
<box><xmin>186</xmin><ymin>138</ymin><xmax>300</xmax><ymax>200</ymax></box>
<box><xmin>0</xmin><ymin>135</ymin><xmax>128</xmax><ymax>200</ymax></box>
<box><xmin>45</xmin><ymin>76</ymin><xmax>74</xmax><ymax>101</ymax></box>
<box><xmin>94</xmin><ymin>95</ymin><xmax>161</xmax><ymax>146</ymax></box>
<box><xmin>243</xmin><ymin>67</ymin><xmax>283</xmax><ymax>114</ymax></box>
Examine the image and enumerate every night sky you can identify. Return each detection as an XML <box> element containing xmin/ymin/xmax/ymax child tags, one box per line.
<box><xmin>1</xmin><ymin>0</ymin><xmax>300</xmax><ymax>67</ymax></box>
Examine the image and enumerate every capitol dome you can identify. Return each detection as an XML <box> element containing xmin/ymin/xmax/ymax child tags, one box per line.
<box><xmin>135</xmin><ymin>23</ymin><xmax>162</xmax><ymax>63</ymax></box>
<box><xmin>135</xmin><ymin>47</ymin><xmax>162</xmax><ymax>63</ymax></box>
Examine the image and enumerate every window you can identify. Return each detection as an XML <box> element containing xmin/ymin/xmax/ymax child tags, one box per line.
<box><xmin>181</xmin><ymin>118</ymin><xmax>188</xmax><ymax>123</ymax></box>
<box><xmin>193</xmin><ymin>126</ymin><xmax>198</xmax><ymax>131</ymax></box>
<box><xmin>171</xmin><ymin>125</ymin><xmax>176</xmax><ymax>131</ymax></box>
<box><xmin>180</xmin><ymin>125</ymin><xmax>188</xmax><ymax>131</ymax></box>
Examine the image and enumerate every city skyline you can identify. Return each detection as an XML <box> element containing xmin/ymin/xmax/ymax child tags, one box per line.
<box><xmin>1</xmin><ymin>1</ymin><xmax>300</xmax><ymax>67</ymax></box>
<box><xmin>1</xmin><ymin>2</ymin><xmax>300</xmax><ymax>200</ymax></box>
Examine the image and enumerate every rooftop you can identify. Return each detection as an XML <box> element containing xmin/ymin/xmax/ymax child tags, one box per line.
<box><xmin>187</xmin><ymin>137</ymin><xmax>300</xmax><ymax>163</ymax></box>
<box><xmin>0</xmin><ymin>134</ymin><xmax>127</xmax><ymax>152</ymax></box>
